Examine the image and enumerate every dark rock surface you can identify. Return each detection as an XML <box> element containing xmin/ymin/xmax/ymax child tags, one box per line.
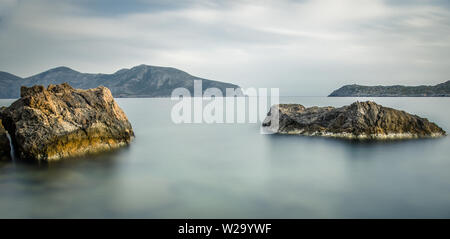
<box><xmin>329</xmin><ymin>81</ymin><xmax>450</xmax><ymax>97</ymax></box>
<box><xmin>0</xmin><ymin>83</ymin><xmax>134</xmax><ymax>161</ymax></box>
<box><xmin>262</xmin><ymin>101</ymin><xmax>446</xmax><ymax>139</ymax></box>
<box><xmin>0</xmin><ymin>118</ymin><xmax>11</xmax><ymax>160</ymax></box>
<box><xmin>0</xmin><ymin>64</ymin><xmax>242</xmax><ymax>98</ymax></box>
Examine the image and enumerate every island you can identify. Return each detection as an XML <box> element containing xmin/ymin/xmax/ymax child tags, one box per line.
<box><xmin>0</xmin><ymin>83</ymin><xmax>134</xmax><ymax>161</ymax></box>
<box><xmin>0</xmin><ymin>64</ymin><xmax>242</xmax><ymax>99</ymax></box>
<box><xmin>262</xmin><ymin>101</ymin><xmax>446</xmax><ymax>139</ymax></box>
<box><xmin>328</xmin><ymin>81</ymin><xmax>450</xmax><ymax>97</ymax></box>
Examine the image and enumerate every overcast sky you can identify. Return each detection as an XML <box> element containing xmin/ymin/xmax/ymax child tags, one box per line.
<box><xmin>1</xmin><ymin>0</ymin><xmax>449</xmax><ymax>96</ymax></box>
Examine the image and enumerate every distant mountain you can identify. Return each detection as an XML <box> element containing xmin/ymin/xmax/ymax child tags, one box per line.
<box><xmin>329</xmin><ymin>81</ymin><xmax>450</xmax><ymax>97</ymax></box>
<box><xmin>0</xmin><ymin>65</ymin><xmax>242</xmax><ymax>98</ymax></box>
<box><xmin>0</xmin><ymin>71</ymin><xmax>22</xmax><ymax>99</ymax></box>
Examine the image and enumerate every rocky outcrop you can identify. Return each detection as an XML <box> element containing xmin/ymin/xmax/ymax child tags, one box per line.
<box><xmin>262</xmin><ymin>101</ymin><xmax>446</xmax><ymax>139</ymax></box>
<box><xmin>0</xmin><ymin>83</ymin><xmax>134</xmax><ymax>161</ymax></box>
<box><xmin>0</xmin><ymin>118</ymin><xmax>11</xmax><ymax>160</ymax></box>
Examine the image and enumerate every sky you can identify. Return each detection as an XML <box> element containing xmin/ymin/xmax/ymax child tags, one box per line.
<box><xmin>0</xmin><ymin>0</ymin><xmax>449</xmax><ymax>96</ymax></box>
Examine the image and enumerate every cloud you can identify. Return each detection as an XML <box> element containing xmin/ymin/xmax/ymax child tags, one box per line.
<box><xmin>0</xmin><ymin>0</ymin><xmax>450</xmax><ymax>95</ymax></box>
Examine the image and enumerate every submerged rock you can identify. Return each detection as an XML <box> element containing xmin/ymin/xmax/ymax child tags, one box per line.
<box><xmin>262</xmin><ymin>101</ymin><xmax>446</xmax><ymax>139</ymax></box>
<box><xmin>0</xmin><ymin>118</ymin><xmax>11</xmax><ymax>160</ymax></box>
<box><xmin>1</xmin><ymin>83</ymin><xmax>134</xmax><ymax>161</ymax></box>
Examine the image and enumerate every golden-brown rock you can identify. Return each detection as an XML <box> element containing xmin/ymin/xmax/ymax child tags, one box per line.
<box><xmin>1</xmin><ymin>83</ymin><xmax>134</xmax><ymax>161</ymax></box>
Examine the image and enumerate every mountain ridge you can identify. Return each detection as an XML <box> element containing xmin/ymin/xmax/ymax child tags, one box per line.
<box><xmin>0</xmin><ymin>65</ymin><xmax>242</xmax><ymax>98</ymax></box>
<box><xmin>329</xmin><ymin>81</ymin><xmax>450</xmax><ymax>97</ymax></box>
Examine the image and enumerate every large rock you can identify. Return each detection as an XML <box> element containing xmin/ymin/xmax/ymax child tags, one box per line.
<box><xmin>0</xmin><ymin>83</ymin><xmax>134</xmax><ymax>161</ymax></box>
<box><xmin>0</xmin><ymin>118</ymin><xmax>11</xmax><ymax>160</ymax></box>
<box><xmin>262</xmin><ymin>101</ymin><xmax>446</xmax><ymax>139</ymax></box>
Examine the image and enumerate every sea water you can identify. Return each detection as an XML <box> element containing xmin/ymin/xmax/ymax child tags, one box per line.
<box><xmin>0</xmin><ymin>97</ymin><xmax>449</xmax><ymax>218</ymax></box>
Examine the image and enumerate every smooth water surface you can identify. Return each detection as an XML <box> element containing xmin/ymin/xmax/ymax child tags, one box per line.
<box><xmin>0</xmin><ymin>97</ymin><xmax>449</xmax><ymax>218</ymax></box>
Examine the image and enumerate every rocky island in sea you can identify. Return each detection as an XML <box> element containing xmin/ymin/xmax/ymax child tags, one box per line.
<box><xmin>0</xmin><ymin>64</ymin><xmax>241</xmax><ymax>98</ymax></box>
<box><xmin>262</xmin><ymin>101</ymin><xmax>446</xmax><ymax>139</ymax></box>
<box><xmin>329</xmin><ymin>80</ymin><xmax>450</xmax><ymax>97</ymax></box>
<box><xmin>0</xmin><ymin>83</ymin><xmax>134</xmax><ymax>161</ymax></box>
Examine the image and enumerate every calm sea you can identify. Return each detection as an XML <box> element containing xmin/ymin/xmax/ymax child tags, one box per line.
<box><xmin>0</xmin><ymin>97</ymin><xmax>449</xmax><ymax>218</ymax></box>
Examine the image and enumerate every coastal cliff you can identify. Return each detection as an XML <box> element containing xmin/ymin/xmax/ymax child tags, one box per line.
<box><xmin>0</xmin><ymin>83</ymin><xmax>134</xmax><ymax>161</ymax></box>
<box><xmin>329</xmin><ymin>81</ymin><xmax>450</xmax><ymax>97</ymax></box>
<box><xmin>262</xmin><ymin>101</ymin><xmax>446</xmax><ymax>139</ymax></box>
